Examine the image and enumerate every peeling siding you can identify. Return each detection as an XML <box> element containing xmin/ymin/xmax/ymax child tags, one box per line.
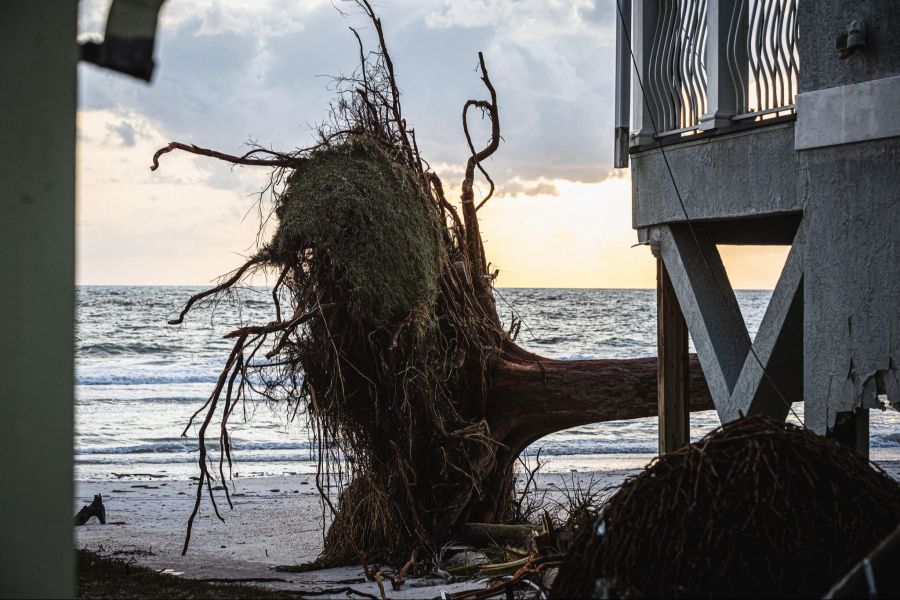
<box><xmin>801</xmin><ymin>138</ymin><xmax>900</xmax><ymax>431</ymax></box>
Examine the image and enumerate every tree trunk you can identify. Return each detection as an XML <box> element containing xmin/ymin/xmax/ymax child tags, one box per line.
<box><xmin>465</xmin><ymin>353</ymin><xmax>713</xmax><ymax>522</ymax></box>
<box><xmin>488</xmin><ymin>354</ymin><xmax>712</xmax><ymax>443</ymax></box>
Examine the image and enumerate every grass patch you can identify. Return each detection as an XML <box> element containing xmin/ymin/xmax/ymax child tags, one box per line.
<box><xmin>77</xmin><ymin>550</ymin><xmax>298</xmax><ymax>599</ymax></box>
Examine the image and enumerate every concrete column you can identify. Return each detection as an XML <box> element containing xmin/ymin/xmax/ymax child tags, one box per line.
<box><xmin>0</xmin><ymin>3</ymin><xmax>76</xmax><ymax>598</ymax></box>
<box><xmin>657</xmin><ymin>256</ymin><xmax>690</xmax><ymax>454</ymax></box>
<box><xmin>659</xmin><ymin>224</ymin><xmax>750</xmax><ymax>422</ymax></box>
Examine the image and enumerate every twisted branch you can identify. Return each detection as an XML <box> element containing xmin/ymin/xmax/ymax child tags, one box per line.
<box><xmin>168</xmin><ymin>257</ymin><xmax>264</xmax><ymax>325</ymax></box>
<box><xmin>462</xmin><ymin>53</ymin><xmax>500</xmax><ymax>212</ymax></box>
<box><xmin>151</xmin><ymin>142</ymin><xmax>302</xmax><ymax>171</ymax></box>
<box><xmin>459</xmin><ymin>52</ymin><xmax>502</xmax><ymax>320</ymax></box>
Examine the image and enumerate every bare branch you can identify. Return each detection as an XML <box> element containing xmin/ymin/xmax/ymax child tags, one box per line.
<box><xmin>181</xmin><ymin>332</ymin><xmax>248</xmax><ymax>555</ymax></box>
<box><xmin>272</xmin><ymin>266</ymin><xmax>290</xmax><ymax>322</ymax></box>
<box><xmin>168</xmin><ymin>257</ymin><xmax>265</xmax><ymax>325</ymax></box>
<box><xmin>428</xmin><ymin>173</ymin><xmax>465</xmax><ymax>242</ymax></box>
<box><xmin>222</xmin><ymin>310</ymin><xmax>316</xmax><ymax>339</ymax></box>
<box><xmin>355</xmin><ymin>0</ymin><xmax>418</xmax><ymax>172</ymax></box>
<box><xmin>461</xmin><ymin>53</ymin><xmax>500</xmax><ymax>210</ymax></box>
<box><xmin>151</xmin><ymin>142</ymin><xmax>301</xmax><ymax>171</ymax></box>
<box><xmin>458</xmin><ymin>52</ymin><xmax>502</xmax><ymax>323</ymax></box>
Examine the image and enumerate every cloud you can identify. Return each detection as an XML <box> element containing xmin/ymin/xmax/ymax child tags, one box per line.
<box><xmin>106</xmin><ymin>121</ymin><xmax>137</xmax><ymax>147</ymax></box>
<box><xmin>159</xmin><ymin>0</ymin><xmax>318</xmax><ymax>37</ymax></box>
<box><xmin>495</xmin><ymin>179</ymin><xmax>561</xmax><ymax>199</ymax></box>
<box><xmin>78</xmin><ymin>0</ymin><xmax>618</xmax><ymax>184</ymax></box>
<box><xmin>424</xmin><ymin>0</ymin><xmax>603</xmax><ymax>33</ymax></box>
<box><xmin>77</xmin><ymin>108</ymin><xmax>268</xmax><ymax>284</ymax></box>
<box><xmin>476</xmin><ymin>176</ymin><xmax>655</xmax><ymax>289</ymax></box>
<box><xmin>78</xmin><ymin>0</ymin><xmax>112</xmax><ymax>38</ymax></box>
<box><xmin>77</xmin><ymin>0</ymin><xmax>637</xmax><ymax>286</ymax></box>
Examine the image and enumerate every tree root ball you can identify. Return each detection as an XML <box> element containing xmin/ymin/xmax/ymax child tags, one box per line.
<box><xmin>551</xmin><ymin>415</ymin><xmax>900</xmax><ymax>599</ymax></box>
<box><xmin>270</xmin><ymin>136</ymin><xmax>443</xmax><ymax>333</ymax></box>
<box><xmin>157</xmin><ymin>16</ymin><xmax>716</xmax><ymax>567</ymax></box>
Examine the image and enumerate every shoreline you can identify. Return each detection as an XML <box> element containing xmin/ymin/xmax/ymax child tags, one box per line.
<box><xmin>74</xmin><ymin>452</ymin><xmax>662</xmax><ymax>482</ymax></box>
<box><xmin>75</xmin><ymin>446</ymin><xmax>900</xmax><ymax>482</ymax></box>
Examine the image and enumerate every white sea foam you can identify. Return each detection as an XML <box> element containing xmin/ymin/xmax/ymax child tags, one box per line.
<box><xmin>76</xmin><ymin>440</ymin><xmax>316</xmax><ymax>455</ymax></box>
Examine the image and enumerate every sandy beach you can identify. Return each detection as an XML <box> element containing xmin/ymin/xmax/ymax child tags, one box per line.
<box><xmin>75</xmin><ymin>457</ymin><xmax>900</xmax><ymax>597</ymax></box>
<box><xmin>75</xmin><ymin>468</ymin><xmax>635</xmax><ymax>597</ymax></box>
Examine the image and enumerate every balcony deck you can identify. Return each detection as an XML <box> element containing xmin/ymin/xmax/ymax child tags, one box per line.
<box><xmin>631</xmin><ymin>119</ymin><xmax>801</xmax><ymax>236</ymax></box>
<box><xmin>616</xmin><ymin>0</ymin><xmax>800</xmax><ymax>167</ymax></box>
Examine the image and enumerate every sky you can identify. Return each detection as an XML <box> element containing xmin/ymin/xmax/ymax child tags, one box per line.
<box><xmin>76</xmin><ymin>0</ymin><xmax>788</xmax><ymax>289</ymax></box>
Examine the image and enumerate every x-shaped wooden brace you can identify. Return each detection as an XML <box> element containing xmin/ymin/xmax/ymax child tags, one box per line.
<box><xmin>657</xmin><ymin>220</ymin><xmax>805</xmax><ymax>423</ymax></box>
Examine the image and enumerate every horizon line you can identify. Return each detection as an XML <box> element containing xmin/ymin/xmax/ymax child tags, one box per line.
<box><xmin>75</xmin><ymin>283</ymin><xmax>777</xmax><ymax>292</ymax></box>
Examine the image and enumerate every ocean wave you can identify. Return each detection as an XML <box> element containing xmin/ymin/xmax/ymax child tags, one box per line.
<box><xmin>76</xmin><ymin>441</ymin><xmax>194</xmax><ymax>455</ymax></box>
<box><xmin>528</xmin><ymin>440</ymin><xmax>657</xmax><ymax>455</ymax></box>
<box><xmin>74</xmin><ymin>440</ymin><xmax>661</xmax><ymax>465</ymax></box>
<box><xmin>77</xmin><ymin>373</ymin><xmax>221</xmax><ymax>386</ymax></box>
<box><xmin>554</xmin><ymin>354</ymin><xmax>602</xmax><ymax>361</ymax></box>
<box><xmin>79</xmin><ymin>342</ymin><xmax>175</xmax><ymax>356</ymax></box>
<box><xmin>75</xmin><ymin>452</ymin><xmax>318</xmax><ymax>465</ymax></box>
<box><xmin>75</xmin><ymin>438</ymin><xmax>657</xmax><ymax>460</ymax></box>
<box><xmin>598</xmin><ymin>337</ymin><xmax>649</xmax><ymax>348</ymax></box>
<box><xmin>871</xmin><ymin>433</ymin><xmax>900</xmax><ymax>448</ymax></box>
<box><xmin>73</xmin><ymin>434</ymin><xmax>900</xmax><ymax>468</ymax></box>
<box><xmin>76</xmin><ymin>395</ymin><xmax>208</xmax><ymax>405</ymax></box>
<box><xmin>534</xmin><ymin>335</ymin><xmax>574</xmax><ymax>346</ymax></box>
<box><xmin>76</xmin><ymin>440</ymin><xmax>315</xmax><ymax>455</ymax></box>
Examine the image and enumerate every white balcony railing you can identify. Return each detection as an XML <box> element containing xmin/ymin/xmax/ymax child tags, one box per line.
<box><xmin>615</xmin><ymin>0</ymin><xmax>799</xmax><ymax>165</ymax></box>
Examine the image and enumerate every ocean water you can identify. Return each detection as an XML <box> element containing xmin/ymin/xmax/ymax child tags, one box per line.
<box><xmin>75</xmin><ymin>286</ymin><xmax>900</xmax><ymax>480</ymax></box>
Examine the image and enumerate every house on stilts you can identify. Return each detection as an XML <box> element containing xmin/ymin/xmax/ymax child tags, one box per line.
<box><xmin>615</xmin><ymin>0</ymin><xmax>900</xmax><ymax>456</ymax></box>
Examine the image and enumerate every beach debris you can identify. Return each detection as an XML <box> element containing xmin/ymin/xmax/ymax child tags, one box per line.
<box><xmin>460</xmin><ymin>523</ymin><xmax>539</xmax><ymax>550</ymax></box>
<box><xmin>443</xmin><ymin>551</ymin><xmax>491</xmax><ymax>574</ymax></box>
<box><xmin>74</xmin><ymin>494</ymin><xmax>107</xmax><ymax>526</ymax></box>
<box><xmin>550</xmin><ymin>416</ymin><xmax>900</xmax><ymax>598</ymax></box>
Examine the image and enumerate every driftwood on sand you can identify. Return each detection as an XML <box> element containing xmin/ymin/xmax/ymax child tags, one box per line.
<box><xmin>74</xmin><ymin>494</ymin><xmax>106</xmax><ymax>526</ymax></box>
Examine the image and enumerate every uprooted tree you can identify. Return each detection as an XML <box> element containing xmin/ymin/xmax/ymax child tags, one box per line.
<box><xmin>154</xmin><ymin>2</ymin><xmax>712</xmax><ymax>567</ymax></box>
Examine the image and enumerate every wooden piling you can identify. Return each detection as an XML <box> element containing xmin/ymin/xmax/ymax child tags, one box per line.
<box><xmin>657</xmin><ymin>256</ymin><xmax>690</xmax><ymax>454</ymax></box>
<box><xmin>829</xmin><ymin>409</ymin><xmax>869</xmax><ymax>459</ymax></box>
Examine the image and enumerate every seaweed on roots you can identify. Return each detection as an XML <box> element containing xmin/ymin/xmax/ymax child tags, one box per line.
<box><xmin>153</xmin><ymin>1</ymin><xmax>507</xmax><ymax>566</ymax></box>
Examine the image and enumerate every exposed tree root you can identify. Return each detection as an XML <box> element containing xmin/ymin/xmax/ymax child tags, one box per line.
<box><xmin>151</xmin><ymin>142</ymin><xmax>301</xmax><ymax>172</ymax></box>
<box><xmin>153</xmin><ymin>1</ymin><xmax>714</xmax><ymax>569</ymax></box>
<box><xmin>551</xmin><ymin>416</ymin><xmax>900</xmax><ymax>598</ymax></box>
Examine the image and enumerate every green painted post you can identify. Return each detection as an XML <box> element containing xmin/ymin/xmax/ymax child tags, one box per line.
<box><xmin>0</xmin><ymin>3</ymin><xmax>77</xmax><ymax>597</ymax></box>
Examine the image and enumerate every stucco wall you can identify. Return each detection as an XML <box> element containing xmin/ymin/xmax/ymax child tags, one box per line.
<box><xmin>800</xmin><ymin>137</ymin><xmax>900</xmax><ymax>431</ymax></box>
<box><xmin>631</xmin><ymin>122</ymin><xmax>802</xmax><ymax>230</ymax></box>
<box><xmin>796</xmin><ymin>0</ymin><xmax>900</xmax><ymax>431</ymax></box>
<box><xmin>799</xmin><ymin>0</ymin><xmax>900</xmax><ymax>92</ymax></box>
